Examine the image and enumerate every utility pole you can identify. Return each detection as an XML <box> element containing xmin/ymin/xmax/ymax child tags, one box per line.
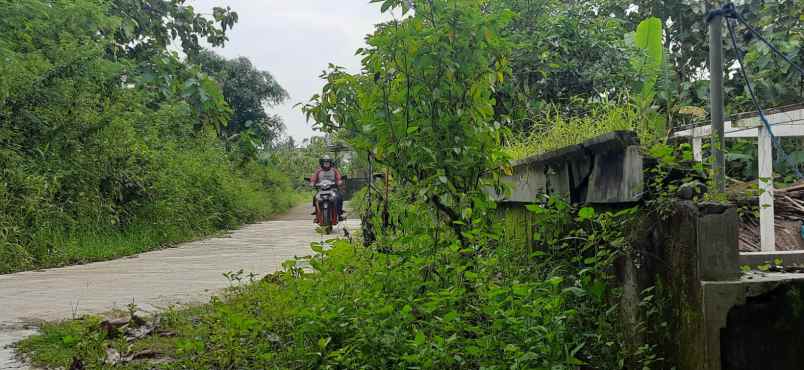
<box><xmin>708</xmin><ymin>6</ymin><xmax>726</xmax><ymax>193</ymax></box>
<box><xmin>706</xmin><ymin>5</ymin><xmax>726</xmax><ymax>194</ymax></box>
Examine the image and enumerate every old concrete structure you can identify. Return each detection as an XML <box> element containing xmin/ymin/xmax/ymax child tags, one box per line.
<box><xmin>497</xmin><ymin>131</ymin><xmax>804</xmax><ymax>370</ymax></box>
<box><xmin>491</xmin><ymin>131</ymin><xmax>643</xmax><ymax>204</ymax></box>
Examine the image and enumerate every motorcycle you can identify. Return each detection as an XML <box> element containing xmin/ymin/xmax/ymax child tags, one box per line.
<box><xmin>309</xmin><ymin>178</ymin><xmax>339</xmax><ymax>234</ymax></box>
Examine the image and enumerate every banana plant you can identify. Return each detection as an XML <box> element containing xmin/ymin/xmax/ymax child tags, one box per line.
<box><xmin>628</xmin><ymin>17</ymin><xmax>668</xmax><ymax>144</ymax></box>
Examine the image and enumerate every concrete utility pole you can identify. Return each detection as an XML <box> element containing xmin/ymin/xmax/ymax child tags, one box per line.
<box><xmin>708</xmin><ymin>8</ymin><xmax>726</xmax><ymax>193</ymax></box>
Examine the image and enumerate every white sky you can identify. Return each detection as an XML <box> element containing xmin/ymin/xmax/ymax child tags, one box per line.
<box><xmin>191</xmin><ymin>1</ymin><xmax>391</xmax><ymax>140</ymax></box>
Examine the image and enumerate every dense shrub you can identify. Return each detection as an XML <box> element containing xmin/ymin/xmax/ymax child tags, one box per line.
<box><xmin>0</xmin><ymin>1</ymin><xmax>296</xmax><ymax>273</ymax></box>
<box><xmin>0</xmin><ymin>98</ymin><xmax>297</xmax><ymax>273</ymax></box>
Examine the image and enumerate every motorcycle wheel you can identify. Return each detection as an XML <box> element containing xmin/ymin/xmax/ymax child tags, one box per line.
<box><xmin>321</xmin><ymin>204</ymin><xmax>332</xmax><ymax>234</ymax></box>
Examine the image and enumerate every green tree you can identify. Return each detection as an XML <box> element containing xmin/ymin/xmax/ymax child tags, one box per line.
<box><xmin>492</xmin><ymin>0</ymin><xmax>802</xmax><ymax>134</ymax></box>
<box><xmin>191</xmin><ymin>50</ymin><xmax>289</xmax><ymax>147</ymax></box>
<box><xmin>0</xmin><ymin>0</ymin><xmax>296</xmax><ymax>273</ymax></box>
<box><xmin>304</xmin><ymin>0</ymin><xmax>512</xmax><ymax>245</ymax></box>
<box><xmin>490</xmin><ymin>0</ymin><xmax>634</xmax><ymax>132</ymax></box>
<box><xmin>106</xmin><ymin>0</ymin><xmax>238</xmax><ymax>59</ymax></box>
<box><xmin>602</xmin><ymin>0</ymin><xmax>804</xmax><ymax>112</ymax></box>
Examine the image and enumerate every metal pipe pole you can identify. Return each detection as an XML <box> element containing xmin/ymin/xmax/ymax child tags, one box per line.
<box><xmin>709</xmin><ymin>12</ymin><xmax>726</xmax><ymax>193</ymax></box>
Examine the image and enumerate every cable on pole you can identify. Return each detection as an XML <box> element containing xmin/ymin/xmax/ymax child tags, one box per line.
<box><xmin>725</xmin><ymin>14</ymin><xmax>804</xmax><ymax>179</ymax></box>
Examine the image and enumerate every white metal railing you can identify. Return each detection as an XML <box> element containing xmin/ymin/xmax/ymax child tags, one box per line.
<box><xmin>673</xmin><ymin>106</ymin><xmax>804</xmax><ymax>252</ymax></box>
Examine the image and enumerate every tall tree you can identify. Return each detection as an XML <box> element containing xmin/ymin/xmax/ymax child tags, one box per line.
<box><xmin>304</xmin><ymin>0</ymin><xmax>511</xmax><ymax>245</ymax></box>
<box><xmin>106</xmin><ymin>0</ymin><xmax>238</xmax><ymax>59</ymax></box>
<box><xmin>602</xmin><ymin>0</ymin><xmax>804</xmax><ymax>112</ymax></box>
<box><xmin>191</xmin><ymin>50</ymin><xmax>289</xmax><ymax>147</ymax></box>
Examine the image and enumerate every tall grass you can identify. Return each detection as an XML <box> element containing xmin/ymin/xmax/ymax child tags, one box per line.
<box><xmin>0</xmin><ymin>129</ymin><xmax>302</xmax><ymax>274</ymax></box>
<box><xmin>504</xmin><ymin>104</ymin><xmax>660</xmax><ymax>160</ymax></box>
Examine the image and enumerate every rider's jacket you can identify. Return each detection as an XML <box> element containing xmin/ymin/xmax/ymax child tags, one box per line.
<box><xmin>310</xmin><ymin>167</ymin><xmax>343</xmax><ymax>187</ymax></box>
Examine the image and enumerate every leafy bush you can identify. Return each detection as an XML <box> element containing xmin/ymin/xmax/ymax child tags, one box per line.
<box><xmin>304</xmin><ymin>0</ymin><xmax>513</xmax><ymax>248</ymax></box>
<box><xmin>0</xmin><ymin>0</ymin><xmax>297</xmax><ymax>273</ymax></box>
<box><xmin>0</xmin><ymin>105</ymin><xmax>298</xmax><ymax>273</ymax></box>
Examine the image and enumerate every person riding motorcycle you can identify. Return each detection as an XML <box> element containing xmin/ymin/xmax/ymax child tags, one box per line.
<box><xmin>310</xmin><ymin>155</ymin><xmax>345</xmax><ymax>221</ymax></box>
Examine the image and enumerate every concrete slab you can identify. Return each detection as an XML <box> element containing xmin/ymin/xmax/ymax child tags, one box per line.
<box><xmin>700</xmin><ymin>272</ymin><xmax>804</xmax><ymax>370</ymax></box>
<box><xmin>739</xmin><ymin>250</ymin><xmax>804</xmax><ymax>266</ymax></box>
<box><xmin>493</xmin><ymin>131</ymin><xmax>643</xmax><ymax>204</ymax></box>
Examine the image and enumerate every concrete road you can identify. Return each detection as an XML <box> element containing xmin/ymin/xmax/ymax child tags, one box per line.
<box><xmin>0</xmin><ymin>204</ymin><xmax>358</xmax><ymax>369</ymax></box>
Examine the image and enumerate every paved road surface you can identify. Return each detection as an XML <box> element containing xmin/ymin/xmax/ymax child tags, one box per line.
<box><xmin>0</xmin><ymin>204</ymin><xmax>358</xmax><ymax>369</ymax></box>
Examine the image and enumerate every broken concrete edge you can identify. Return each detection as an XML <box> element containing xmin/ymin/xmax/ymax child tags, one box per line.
<box><xmin>696</xmin><ymin>201</ymin><xmax>732</xmax><ymax>215</ymax></box>
<box><xmin>511</xmin><ymin>130</ymin><xmax>639</xmax><ymax>168</ymax></box>
<box><xmin>700</xmin><ymin>272</ymin><xmax>804</xmax><ymax>370</ymax></box>
<box><xmin>491</xmin><ymin>130</ymin><xmax>644</xmax><ymax>204</ymax></box>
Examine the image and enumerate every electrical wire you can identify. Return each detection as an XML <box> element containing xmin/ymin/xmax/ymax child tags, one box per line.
<box><xmin>726</xmin><ymin>16</ymin><xmax>804</xmax><ymax>178</ymax></box>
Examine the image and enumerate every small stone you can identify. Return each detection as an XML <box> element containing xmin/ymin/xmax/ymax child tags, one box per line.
<box><xmin>104</xmin><ymin>348</ymin><xmax>121</xmax><ymax>365</ymax></box>
<box><xmin>100</xmin><ymin>317</ymin><xmax>130</xmax><ymax>338</ymax></box>
<box><xmin>131</xmin><ymin>310</ymin><xmax>151</xmax><ymax>327</ymax></box>
<box><xmin>677</xmin><ymin>181</ymin><xmax>707</xmax><ymax>200</ymax></box>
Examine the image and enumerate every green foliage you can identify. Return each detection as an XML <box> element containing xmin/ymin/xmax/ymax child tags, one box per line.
<box><xmin>501</xmin><ymin>15</ymin><xmax>669</xmax><ymax>163</ymax></box>
<box><xmin>16</xmin><ymin>318</ymin><xmax>103</xmax><ymax>367</ymax></box>
<box><xmin>504</xmin><ymin>102</ymin><xmax>664</xmax><ymax>160</ymax></box>
<box><xmin>493</xmin><ymin>0</ymin><xmax>802</xmax><ymax>140</ymax></box>
<box><xmin>602</xmin><ymin>0</ymin><xmax>803</xmax><ymax>113</ymax></box>
<box><xmin>489</xmin><ymin>0</ymin><xmax>633</xmax><ymax>132</ymax></box>
<box><xmin>191</xmin><ymin>49</ymin><xmax>289</xmax><ymax>154</ymax></box>
<box><xmin>20</xmin><ymin>197</ymin><xmax>663</xmax><ymax>369</ymax></box>
<box><xmin>729</xmin><ymin>0</ymin><xmax>803</xmax><ymax>110</ymax></box>
<box><xmin>630</xmin><ymin>17</ymin><xmax>664</xmax><ymax>105</ymax></box>
<box><xmin>628</xmin><ymin>16</ymin><xmax>668</xmax><ymax>143</ymax></box>
<box><xmin>106</xmin><ymin>0</ymin><xmax>238</xmax><ymax>59</ymax></box>
<box><xmin>304</xmin><ymin>0</ymin><xmax>512</xmax><ymax>244</ymax></box>
<box><xmin>0</xmin><ymin>0</ymin><xmax>296</xmax><ymax>273</ymax></box>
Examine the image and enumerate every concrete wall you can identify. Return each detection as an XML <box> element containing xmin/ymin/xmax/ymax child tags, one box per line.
<box><xmin>628</xmin><ymin>202</ymin><xmax>740</xmax><ymax>369</ymax></box>
<box><xmin>490</xmin><ymin>131</ymin><xmax>644</xmax><ymax>204</ymax></box>
<box><xmin>627</xmin><ymin>199</ymin><xmax>804</xmax><ymax>370</ymax></box>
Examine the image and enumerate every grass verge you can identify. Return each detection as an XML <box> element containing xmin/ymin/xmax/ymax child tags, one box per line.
<box><xmin>1</xmin><ymin>191</ymin><xmax>308</xmax><ymax>274</ymax></box>
<box><xmin>17</xmin><ymin>199</ymin><xmax>660</xmax><ymax>369</ymax></box>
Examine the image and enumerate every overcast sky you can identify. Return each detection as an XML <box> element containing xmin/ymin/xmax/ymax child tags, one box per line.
<box><xmin>192</xmin><ymin>1</ymin><xmax>391</xmax><ymax>141</ymax></box>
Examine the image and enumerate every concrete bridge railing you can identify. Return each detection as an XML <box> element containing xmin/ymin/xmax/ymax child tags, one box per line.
<box><xmin>490</xmin><ymin>130</ymin><xmax>643</xmax><ymax>205</ymax></box>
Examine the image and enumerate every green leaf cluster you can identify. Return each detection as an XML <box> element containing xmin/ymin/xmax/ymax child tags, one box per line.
<box><xmin>304</xmin><ymin>0</ymin><xmax>513</xmax><ymax>244</ymax></box>
<box><xmin>0</xmin><ymin>0</ymin><xmax>296</xmax><ymax>273</ymax></box>
<box><xmin>191</xmin><ymin>49</ymin><xmax>290</xmax><ymax>156</ymax></box>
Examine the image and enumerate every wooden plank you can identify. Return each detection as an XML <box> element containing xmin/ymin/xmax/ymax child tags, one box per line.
<box><xmin>757</xmin><ymin>125</ymin><xmax>776</xmax><ymax>252</ymax></box>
